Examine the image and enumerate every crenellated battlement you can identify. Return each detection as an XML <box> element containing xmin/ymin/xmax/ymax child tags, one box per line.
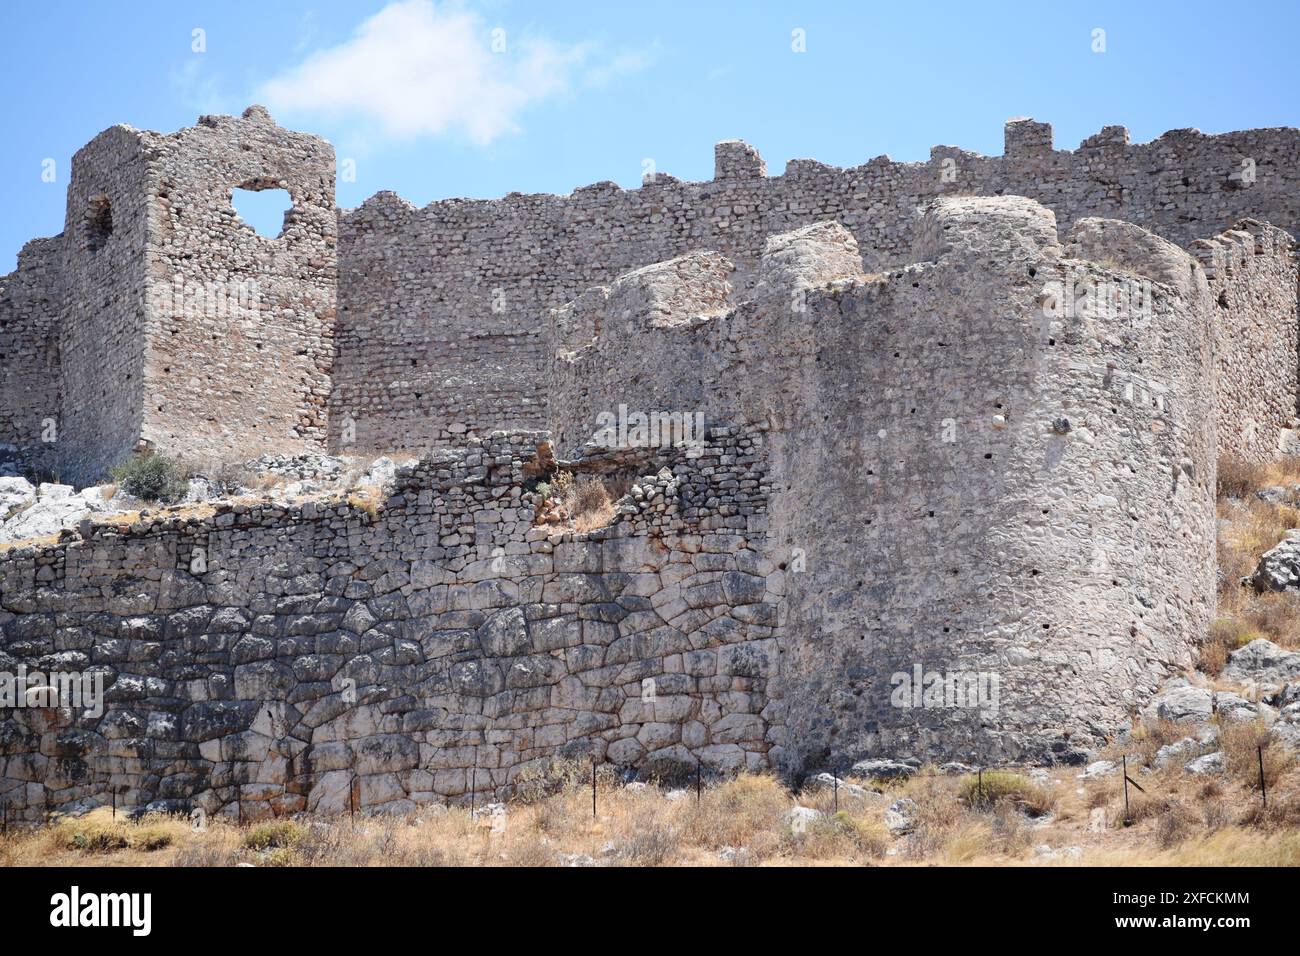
<box><xmin>332</xmin><ymin>116</ymin><xmax>1300</xmax><ymax>456</ymax></box>
<box><xmin>3</xmin><ymin>110</ymin><xmax>1300</xmax><ymax>476</ymax></box>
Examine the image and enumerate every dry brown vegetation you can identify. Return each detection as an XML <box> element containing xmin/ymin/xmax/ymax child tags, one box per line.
<box><xmin>1209</xmin><ymin>456</ymin><xmax>1300</xmax><ymax>671</ymax></box>
<box><xmin>346</xmin><ymin>484</ymin><xmax>384</xmax><ymax>520</ymax></box>
<box><xmin>5</xmin><ymin>755</ymin><xmax>1298</xmax><ymax>867</ymax></box>
<box><xmin>533</xmin><ymin>471</ymin><xmax>618</xmax><ymax>533</ymax></box>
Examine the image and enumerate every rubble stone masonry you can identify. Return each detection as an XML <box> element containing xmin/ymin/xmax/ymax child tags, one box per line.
<box><xmin>2</xmin><ymin>110</ymin><xmax>1300</xmax><ymax>816</ymax></box>
<box><xmin>0</xmin><ymin>237</ymin><xmax>63</xmax><ymax>478</ymax></box>
<box><xmin>335</xmin><ymin>119</ymin><xmax>1300</xmax><ymax>453</ymax></box>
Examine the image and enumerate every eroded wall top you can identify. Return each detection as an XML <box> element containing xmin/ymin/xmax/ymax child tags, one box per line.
<box><xmin>334</xmin><ymin>118</ymin><xmax>1300</xmax><ymax>454</ymax></box>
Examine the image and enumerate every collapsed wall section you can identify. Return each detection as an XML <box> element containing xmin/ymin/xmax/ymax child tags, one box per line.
<box><xmin>0</xmin><ymin>431</ymin><xmax>777</xmax><ymax>821</ymax></box>
<box><xmin>0</xmin><ymin>237</ymin><xmax>64</xmax><ymax>477</ymax></box>
<box><xmin>335</xmin><ymin>121</ymin><xmax>1300</xmax><ymax>454</ymax></box>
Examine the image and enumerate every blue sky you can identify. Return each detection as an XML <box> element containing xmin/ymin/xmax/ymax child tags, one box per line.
<box><xmin>3</xmin><ymin>0</ymin><xmax>1299</xmax><ymax>270</ymax></box>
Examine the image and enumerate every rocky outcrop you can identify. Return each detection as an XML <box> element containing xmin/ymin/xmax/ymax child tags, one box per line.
<box><xmin>1252</xmin><ymin>533</ymin><xmax>1300</xmax><ymax>592</ymax></box>
<box><xmin>1222</xmin><ymin>638</ymin><xmax>1300</xmax><ymax>691</ymax></box>
<box><xmin>0</xmin><ymin>481</ymin><xmax>138</xmax><ymax>545</ymax></box>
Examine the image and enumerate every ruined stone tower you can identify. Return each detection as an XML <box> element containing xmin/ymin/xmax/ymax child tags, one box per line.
<box><xmin>9</xmin><ymin>106</ymin><xmax>336</xmax><ymax>486</ymax></box>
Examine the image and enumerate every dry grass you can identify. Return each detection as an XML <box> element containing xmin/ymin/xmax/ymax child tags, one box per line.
<box><xmin>44</xmin><ymin>807</ymin><xmax>185</xmax><ymax>855</ymax></box>
<box><xmin>1218</xmin><ymin>718</ymin><xmax>1290</xmax><ymax>791</ymax></box>
<box><xmin>242</xmin><ymin>819</ymin><xmax>306</xmax><ymax>851</ymax></box>
<box><xmin>960</xmin><ymin>770</ymin><xmax>1055</xmax><ymax>816</ymax></box>
<box><xmin>346</xmin><ymin>485</ymin><xmax>383</xmax><ymax>520</ymax></box>
<box><xmin>0</xmin><ymin>532</ymin><xmax>60</xmax><ymax>553</ymax></box>
<box><xmin>1085</xmin><ymin>828</ymin><xmax>1300</xmax><ymax>866</ymax></box>
<box><xmin>1210</xmin><ymin>455</ymin><xmax>1300</xmax><ymax>669</ymax></box>
<box><xmin>1217</xmin><ymin>456</ymin><xmax>1300</xmax><ymax>502</ymax></box>
<box><xmin>1104</xmin><ymin>718</ymin><xmax>1196</xmax><ymax>769</ymax></box>
<box><xmin>534</xmin><ymin>471</ymin><xmax>617</xmax><ymax>533</ymax></box>
<box><xmin>1217</xmin><ymin>458</ymin><xmax>1269</xmax><ymax>501</ymax></box>
<box><xmin>4</xmin><ymin>763</ymin><xmax>1299</xmax><ymax>867</ymax></box>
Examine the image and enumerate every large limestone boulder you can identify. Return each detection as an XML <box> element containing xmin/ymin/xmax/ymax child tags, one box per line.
<box><xmin>884</xmin><ymin>798</ymin><xmax>918</xmax><ymax>835</ymax></box>
<box><xmin>1155</xmin><ymin>728</ymin><xmax>1217</xmax><ymax>768</ymax></box>
<box><xmin>0</xmin><ymin>476</ymin><xmax>36</xmax><ymax>519</ymax></box>
<box><xmin>1271</xmin><ymin>704</ymin><xmax>1300</xmax><ymax>753</ymax></box>
<box><xmin>1223</xmin><ymin>638</ymin><xmax>1300</xmax><ymax>690</ymax></box>
<box><xmin>0</xmin><ymin>483</ymin><xmax>137</xmax><ymax>544</ymax></box>
<box><xmin>1184</xmin><ymin>751</ymin><xmax>1225</xmax><ymax>775</ymax></box>
<box><xmin>850</xmin><ymin>758</ymin><xmax>917</xmax><ymax>781</ymax></box>
<box><xmin>1145</xmin><ymin>681</ymin><xmax>1214</xmax><ymax>722</ymax></box>
<box><xmin>1252</xmin><ymin>532</ymin><xmax>1300</xmax><ymax>591</ymax></box>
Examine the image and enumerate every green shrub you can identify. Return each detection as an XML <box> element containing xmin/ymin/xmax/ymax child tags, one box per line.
<box><xmin>110</xmin><ymin>453</ymin><xmax>188</xmax><ymax>503</ymax></box>
<box><xmin>961</xmin><ymin>771</ymin><xmax>1054</xmax><ymax>815</ymax></box>
<box><xmin>242</xmin><ymin>820</ymin><xmax>305</xmax><ymax>851</ymax></box>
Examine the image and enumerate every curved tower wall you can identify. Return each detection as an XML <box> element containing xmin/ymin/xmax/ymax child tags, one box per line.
<box><xmin>335</xmin><ymin>121</ymin><xmax>1300</xmax><ymax>454</ymax></box>
<box><xmin>548</xmin><ymin>198</ymin><xmax>1219</xmax><ymax>769</ymax></box>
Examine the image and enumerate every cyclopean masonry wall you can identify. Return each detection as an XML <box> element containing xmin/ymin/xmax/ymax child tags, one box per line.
<box><xmin>550</xmin><ymin>199</ymin><xmax>1220</xmax><ymax>771</ymax></box>
<box><xmin>332</xmin><ymin>119</ymin><xmax>1300</xmax><ymax>454</ymax></box>
<box><xmin>0</xmin><ymin>430</ymin><xmax>777</xmax><ymax>822</ymax></box>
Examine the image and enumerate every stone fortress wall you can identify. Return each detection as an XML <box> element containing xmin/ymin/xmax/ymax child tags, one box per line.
<box><xmin>0</xmin><ymin>431</ymin><xmax>777</xmax><ymax>821</ymax></box>
<box><xmin>550</xmin><ymin>200</ymin><xmax>1228</xmax><ymax>769</ymax></box>
<box><xmin>1</xmin><ymin>107</ymin><xmax>337</xmax><ymax>488</ymax></box>
<box><xmin>0</xmin><ymin>237</ymin><xmax>63</xmax><ymax>478</ymax></box>
<box><xmin>2</xmin><ymin>110</ymin><xmax>1300</xmax><ymax>819</ymax></box>
<box><xmin>1190</xmin><ymin>222</ymin><xmax>1299</xmax><ymax>462</ymax></box>
<box><xmin>56</xmin><ymin>124</ymin><xmax>154</xmax><ymax>489</ymax></box>
<box><xmin>136</xmin><ymin>106</ymin><xmax>337</xmax><ymax>474</ymax></box>
<box><xmin>3</xmin><ymin>197</ymin><xmax>1295</xmax><ymax>819</ymax></box>
<box><xmin>333</xmin><ymin>118</ymin><xmax>1300</xmax><ymax>455</ymax></box>
<box><xmin>4</xmin><ymin>110</ymin><xmax>1299</xmax><ymax>477</ymax></box>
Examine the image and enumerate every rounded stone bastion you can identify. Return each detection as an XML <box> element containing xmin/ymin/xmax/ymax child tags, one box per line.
<box><xmin>546</xmin><ymin>195</ymin><xmax>1219</xmax><ymax>772</ymax></box>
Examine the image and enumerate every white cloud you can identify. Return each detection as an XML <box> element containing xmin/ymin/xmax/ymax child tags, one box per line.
<box><xmin>258</xmin><ymin>0</ymin><xmax>639</xmax><ymax>145</ymax></box>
